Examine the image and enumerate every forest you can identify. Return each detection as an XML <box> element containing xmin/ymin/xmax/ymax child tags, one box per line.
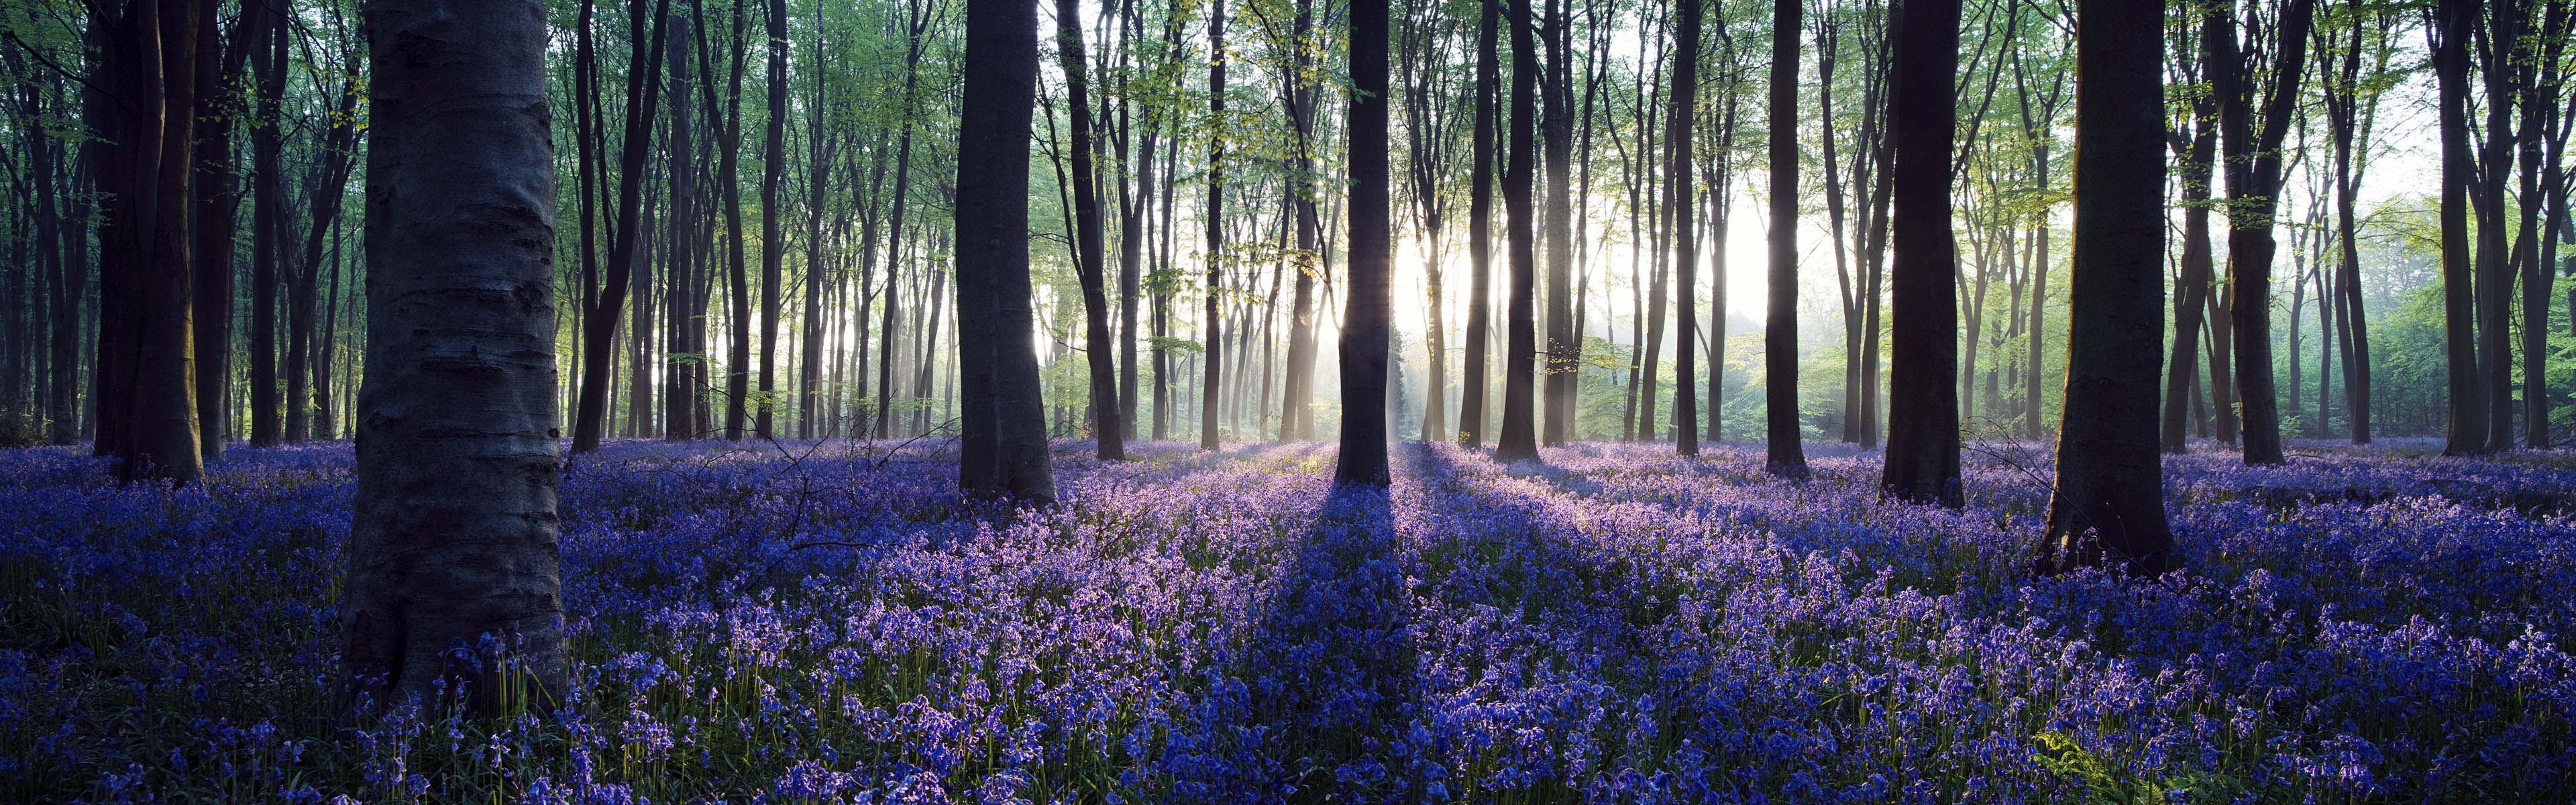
<box><xmin>2</xmin><ymin>0</ymin><xmax>2575</xmax><ymax>800</ymax></box>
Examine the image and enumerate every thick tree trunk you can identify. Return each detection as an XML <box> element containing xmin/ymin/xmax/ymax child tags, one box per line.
<box><xmin>1880</xmin><ymin>0</ymin><xmax>1960</xmax><ymax>506</ymax></box>
<box><xmin>953</xmin><ymin>0</ymin><xmax>1055</xmax><ymax>502</ymax></box>
<box><xmin>343</xmin><ymin>0</ymin><xmax>566</xmax><ymax>714</ymax></box>
<box><xmin>1336</xmin><ymin>0</ymin><xmax>1391</xmax><ymax>486</ymax></box>
<box><xmin>754</xmin><ymin>0</ymin><xmax>786</xmax><ymax>439</ymax></box>
<box><xmin>663</xmin><ymin>10</ymin><xmax>699</xmax><ymax>440</ymax></box>
<box><xmin>2039</xmin><ymin>0</ymin><xmax>2173</xmax><ymax>576</ymax></box>
<box><xmin>1540</xmin><ymin>0</ymin><xmax>1574</xmax><ymax>447</ymax></box>
<box><xmin>1763</xmin><ymin>0</ymin><xmax>1806</xmax><ymax>478</ymax></box>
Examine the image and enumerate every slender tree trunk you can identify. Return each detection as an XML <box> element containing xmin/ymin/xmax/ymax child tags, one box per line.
<box><xmin>1763</xmin><ymin>0</ymin><xmax>1807</xmax><ymax>478</ymax></box>
<box><xmin>1201</xmin><ymin>0</ymin><xmax>1228</xmax><ymax>451</ymax></box>
<box><xmin>663</xmin><ymin>10</ymin><xmax>698</xmax><ymax>440</ymax></box>
<box><xmin>2040</xmin><ymin>0</ymin><xmax>2173</xmax><ymax>576</ymax></box>
<box><xmin>2437</xmin><ymin>0</ymin><xmax>2483</xmax><ymax>454</ymax></box>
<box><xmin>1493</xmin><ymin>0</ymin><xmax>1540</xmax><ymax>463</ymax></box>
<box><xmin>2212</xmin><ymin>0</ymin><xmax>2312</xmax><ymax>466</ymax></box>
<box><xmin>573</xmin><ymin>0</ymin><xmax>670</xmax><ymax>453</ymax></box>
<box><xmin>1880</xmin><ymin>0</ymin><xmax>1961</xmax><ymax>506</ymax></box>
<box><xmin>1667</xmin><ymin>0</ymin><xmax>1703</xmax><ymax>457</ymax></box>
<box><xmin>1460</xmin><ymin>0</ymin><xmax>1497</xmax><ymax>447</ymax></box>
<box><xmin>1058</xmin><ymin>0</ymin><xmax>1123</xmax><ymax>460</ymax></box>
<box><xmin>955</xmin><ymin>0</ymin><xmax>1055</xmax><ymax>501</ymax></box>
<box><xmin>343</xmin><ymin>0</ymin><xmax>566</xmax><ymax>714</ymax></box>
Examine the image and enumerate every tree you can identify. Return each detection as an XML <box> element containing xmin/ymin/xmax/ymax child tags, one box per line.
<box><xmin>2435</xmin><ymin>0</ymin><xmax>2482</xmax><ymax>456</ymax></box>
<box><xmin>2037</xmin><ymin>0</ymin><xmax>2173</xmax><ymax>576</ymax></box>
<box><xmin>572</xmin><ymin>0</ymin><xmax>674</xmax><ymax>453</ymax></box>
<box><xmin>1493</xmin><ymin>0</ymin><xmax>1540</xmax><ymax>464</ymax></box>
<box><xmin>1337</xmin><ymin>0</ymin><xmax>1391</xmax><ymax>487</ymax></box>
<box><xmin>953</xmin><ymin>0</ymin><xmax>1055</xmax><ymax>502</ymax></box>
<box><xmin>342</xmin><ymin>0</ymin><xmax>568</xmax><ymax>712</ymax></box>
<box><xmin>1763</xmin><ymin>0</ymin><xmax>1807</xmax><ymax>479</ymax></box>
<box><xmin>91</xmin><ymin>0</ymin><xmax>205</xmax><ymax>484</ymax></box>
<box><xmin>1880</xmin><ymin>0</ymin><xmax>1962</xmax><ymax>506</ymax></box>
<box><xmin>1057</xmin><ymin>0</ymin><xmax>1122</xmax><ymax>460</ymax></box>
<box><xmin>1666</xmin><ymin>0</ymin><xmax>1703</xmax><ymax>458</ymax></box>
<box><xmin>2210</xmin><ymin>0</ymin><xmax>2314</xmax><ymax>466</ymax></box>
<box><xmin>1458</xmin><ymin>0</ymin><xmax>1497</xmax><ymax>447</ymax></box>
<box><xmin>1202</xmin><ymin>0</ymin><xmax>1227</xmax><ymax>452</ymax></box>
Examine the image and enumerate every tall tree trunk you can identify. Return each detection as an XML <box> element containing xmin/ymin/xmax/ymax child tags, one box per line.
<box><xmin>1058</xmin><ymin>0</ymin><xmax>1123</xmax><ymax>460</ymax></box>
<box><xmin>1338</xmin><ymin>0</ymin><xmax>1391</xmax><ymax>485</ymax></box>
<box><xmin>954</xmin><ymin>0</ymin><xmax>1055</xmax><ymax>502</ymax></box>
<box><xmin>192</xmin><ymin>3</ymin><xmax>248</xmax><ymax>458</ymax></box>
<box><xmin>2160</xmin><ymin>91</ymin><xmax>2218</xmax><ymax>452</ymax></box>
<box><xmin>573</xmin><ymin>0</ymin><xmax>671</xmax><ymax>453</ymax></box>
<box><xmin>246</xmin><ymin>3</ymin><xmax>283</xmax><ymax>448</ymax></box>
<box><xmin>1493</xmin><ymin>0</ymin><xmax>1540</xmax><ymax>463</ymax></box>
<box><xmin>1880</xmin><ymin>0</ymin><xmax>1961</xmax><ymax>506</ymax></box>
<box><xmin>1201</xmin><ymin>0</ymin><xmax>1227</xmax><ymax>451</ymax></box>
<box><xmin>2039</xmin><ymin>0</ymin><xmax>2174</xmax><ymax>576</ymax></box>
<box><xmin>1667</xmin><ymin>0</ymin><xmax>1702</xmax><ymax>457</ymax></box>
<box><xmin>1763</xmin><ymin>0</ymin><xmax>1807</xmax><ymax>478</ymax></box>
<box><xmin>753</xmin><ymin>0</ymin><xmax>786</xmax><ymax>439</ymax></box>
<box><xmin>2437</xmin><ymin>0</ymin><xmax>2484</xmax><ymax>454</ymax></box>
<box><xmin>95</xmin><ymin>0</ymin><xmax>205</xmax><ymax>482</ymax></box>
<box><xmin>663</xmin><ymin>9</ymin><xmax>698</xmax><ymax>441</ymax></box>
<box><xmin>2212</xmin><ymin>0</ymin><xmax>2312</xmax><ymax>466</ymax></box>
<box><xmin>1459</xmin><ymin>0</ymin><xmax>1498</xmax><ymax>447</ymax></box>
<box><xmin>343</xmin><ymin>0</ymin><xmax>566</xmax><ymax>714</ymax></box>
<box><xmin>1540</xmin><ymin>0</ymin><xmax>1574</xmax><ymax>447</ymax></box>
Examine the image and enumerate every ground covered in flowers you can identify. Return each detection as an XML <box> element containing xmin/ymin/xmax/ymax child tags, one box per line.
<box><xmin>3</xmin><ymin>437</ymin><xmax>2574</xmax><ymax>803</ymax></box>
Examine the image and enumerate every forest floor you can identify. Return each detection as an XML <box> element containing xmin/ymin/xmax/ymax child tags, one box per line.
<box><xmin>3</xmin><ymin>435</ymin><xmax>2574</xmax><ymax>803</ymax></box>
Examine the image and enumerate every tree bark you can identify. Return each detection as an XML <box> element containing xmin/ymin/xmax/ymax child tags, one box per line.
<box><xmin>1880</xmin><ymin>0</ymin><xmax>1961</xmax><ymax>506</ymax></box>
<box><xmin>953</xmin><ymin>0</ymin><xmax>1055</xmax><ymax>502</ymax></box>
<box><xmin>1201</xmin><ymin>0</ymin><xmax>1227</xmax><ymax>452</ymax></box>
<box><xmin>1667</xmin><ymin>0</ymin><xmax>1703</xmax><ymax>457</ymax></box>
<box><xmin>1336</xmin><ymin>0</ymin><xmax>1391</xmax><ymax>486</ymax></box>
<box><xmin>1460</xmin><ymin>0</ymin><xmax>1497</xmax><ymax>447</ymax></box>
<box><xmin>1058</xmin><ymin>0</ymin><xmax>1123</xmax><ymax>460</ymax></box>
<box><xmin>1493</xmin><ymin>0</ymin><xmax>1540</xmax><ymax>464</ymax></box>
<box><xmin>2212</xmin><ymin>0</ymin><xmax>2312</xmax><ymax>466</ymax></box>
<box><xmin>343</xmin><ymin>0</ymin><xmax>566</xmax><ymax>714</ymax></box>
<box><xmin>2039</xmin><ymin>0</ymin><xmax>2174</xmax><ymax>576</ymax></box>
<box><xmin>572</xmin><ymin>0</ymin><xmax>671</xmax><ymax>453</ymax></box>
<box><xmin>2437</xmin><ymin>0</ymin><xmax>2483</xmax><ymax>455</ymax></box>
<box><xmin>1763</xmin><ymin>0</ymin><xmax>1806</xmax><ymax>478</ymax></box>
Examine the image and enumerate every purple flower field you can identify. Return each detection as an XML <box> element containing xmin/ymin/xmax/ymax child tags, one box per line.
<box><xmin>3</xmin><ymin>439</ymin><xmax>2573</xmax><ymax>803</ymax></box>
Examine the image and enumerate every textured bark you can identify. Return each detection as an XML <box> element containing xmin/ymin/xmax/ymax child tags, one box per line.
<box><xmin>1879</xmin><ymin>0</ymin><xmax>1960</xmax><ymax>506</ymax></box>
<box><xmin>2039</xmin><ymin>0</ymin><xmax>2173</xmax><ymax>576</ymax></box>
<box><xmin>343</xmin><ymin>0</ymin><xmax>566</xmax><ymax>714</ymax></box>
<box><xmin>1666</xmin><ymin>0</ymin><xmax>1702</xmax><ymax>458</ymax></box>
<box><xmin>953</xmin><ymin>0</ymin><xmax>1055</xmax><ymax>502</ymax></box>
<box><xmin>1762</xmin><ymin>0</ymin><xmax>1806</xmax><ymax>479</ymax></box>
<box><xmin>572</xmin><ymin>0</ymin><xmax>670</xmax><ymax>453</ymax></box>
<box><xmin>1493</xmin><ymin>0</ymin><xmax>1540</xmax><ymax>464</ymax></box>
<box><xmin>1337</xmin><ymin>0</ymin><xmax>1391</xmax><ymax>486</ymax></box>
<box><xmin>1458</xmin><ymin>0</ymin><xmax>1497</xmax><ymax>447</ymax></box>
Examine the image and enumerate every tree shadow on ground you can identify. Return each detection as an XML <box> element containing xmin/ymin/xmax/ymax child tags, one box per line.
<box><xmin>1163</xmin><ymin>453</ymin><xmax>1418</xmax><ymax>802</ymax></box>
